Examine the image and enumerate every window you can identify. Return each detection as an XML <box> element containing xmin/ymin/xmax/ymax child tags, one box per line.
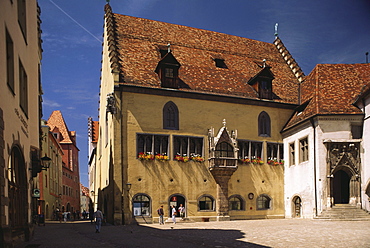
<box><xmin>173</xmin><ymin>136</ymin><xmax>203</xmax><ymax>157</ymax></box>
<box><xmin>229</xmin><ymin>195</ymin><xmax>244</xmax><ymax>210</ymax></box>
<box><xmin>133</xmin><ymin>194</ymin><xmax>151</xmax><ymax>216</ymax></box>
<box><xmin>259</xmin><ymin>80</ymin><xmax>272</xmax><ymax>99</ymax></box>
<box><xmin>215</xmin><ymin>142</ymin><xmax>234</xmax><ymax>158</ymax></box>
<box><xmin>137</xmin><ymin>134</ymin><xmax>169</xmax><ymax>157</ymax></box>
<box><xmin>238</xmin><ymin>140</ymin><xmax>263</xmax><ymax>159</ymax></box>
<box><xmin>289</xmin><ymin>142</ymin><xmax>295</xmax><ymax>166</ymax></box>
<box><xmin>19</xmin><ymin>59</ymin><xmax>28</xmax><ymax>116</ymax></box>
<box><xmin>17</xmin><ymin>0</ymin><xmax>27</xmax><ymax>39</ymax></box>
<box><xmin>6</xmin><ymin>29</ymin><xmax>15</xmax><ymax>93</ymax></box>
<box><xmin>163</xmin><ymin>101</ymin><xmax>179</xmax><ymax>130</ymax></box>
<box><xmin>299</xmin><ymin>137</ymin><xmax>309</xmax><ymax>163</ymax></box>
<box><xmin>258</xmin><ymin>111</ymin><xmax>271</xmax><ymax>137</ymax></box>
<box><xmin>267</xmin><ymin>142</ymin><xmax>283</xmax><ymax>163</ymax></box>
<box><xmin>214</xmin><ymin>58</ymin><xmax>228</xmax><ymax>69</ymax></box>
<box><xmin>351</xmin><ymin>125</ymin><xmax>362</xmax><ymax>139</ymax></box>
<box><xmin>198</xmin><ymin>195</ymin><xmax>214</xmax><ymax>211</ymax></box>
<box><xmin>257</xmin><ymin>194</ymin><xmax>271</xmax><ymax>210</ymax></box>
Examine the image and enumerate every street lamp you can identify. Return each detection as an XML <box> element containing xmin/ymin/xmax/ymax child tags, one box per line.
<box><xmin>40</xmin><ymin>155</ymin><xmax>52</xmax><ymax>170</ymax></box>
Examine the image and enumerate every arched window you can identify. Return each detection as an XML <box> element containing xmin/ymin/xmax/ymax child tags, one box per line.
<box><xmin>258</xmin><ymin>111</ymin><xmax>271</xmax><ymax>137</ymax></box>
<box><xmin>163</xmin><ymin>101</ymin><xmax>179</xmax><ymax>130</ymax></box>
<box><xmin>215</xmin><ymin>142</ymin><xmax>234</xmax><ymax>158</ymax></box>
<box><xmin>229</xmin><ymin>195</ymin><xmax>244</xmax><ymax>211</ymax></box>
<box><xmin>133</xmin><ymin>194</ymin><xmax>151</xmax><ymax>216</ymax></box>
<box><xmin>198</xmin><ymin>195</ymin><xmax>215</xmax><ymax>211</ymax></box>
<box><xmin>257</xmin><ymin>194</ymin><xmax>271</xmax><ymax>210</ymax></box>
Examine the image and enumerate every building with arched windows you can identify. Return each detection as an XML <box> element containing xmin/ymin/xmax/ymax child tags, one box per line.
<box><xmin>91</xmin><ymin>4</ymin><xmax>306</xmax><ymax>225</ymax></box>
<box><xmin>0</xmin><ymin>0</ymin><xmax>43</xmax><ymax>245</ymax></box>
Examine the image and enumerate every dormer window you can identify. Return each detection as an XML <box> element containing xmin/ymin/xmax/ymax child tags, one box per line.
<box><xmin>155</xmin><ymin>51</ymin><xmax>181</xmax><ymax>89</ymax></box>
<box><xmin>248</xmin><ymin>65</ymin><xmax>275</xmax><ymax>100</ymax></box>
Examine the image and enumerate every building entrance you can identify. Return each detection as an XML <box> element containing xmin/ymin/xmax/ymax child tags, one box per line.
<box><xmin>333</xmin><ymin>170</ymin><xmax>350</xmax><ymax>204</ymax></box>
<box><xmin>292</xmin><ymin>196</ymin><xmax>301</xmax><ymax>217</ymax></box>
<box><xmin>169</xmin><ymin>194</ymin><xmax>185</xmax><ymax>217</ymax></box>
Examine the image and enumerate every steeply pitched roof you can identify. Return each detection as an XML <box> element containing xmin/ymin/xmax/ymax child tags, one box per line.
<box><xmin>47</xmin><ymin>110</ymin><xmax>75</xmax><ymax>145</ymax></box>
<box><xmin>283</xmin><ymin>63</ymin><xmax>370</xmax><ymax>131</ymax></box>
<box><xmin>105</xmin><ymin>5</ymin><xmax>301</xmax><ymax>104</ymax></box>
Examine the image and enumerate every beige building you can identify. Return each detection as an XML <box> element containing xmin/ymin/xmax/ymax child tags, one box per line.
<box><xmin>0</xmin><ymin>0</ymin><xmax>43</xmax><ymax>246</ymax></box>
<box><xmin>94</xmin><ymin>4</ymin><xmax>304</xmax><ymax>225</ymax></box>
<box><xmin>37</xmin><ymin>121</ymin><xmax>63</xmax><ymax>220</ymax></box>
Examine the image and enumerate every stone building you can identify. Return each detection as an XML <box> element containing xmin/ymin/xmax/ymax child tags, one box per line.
<box><xmin>282</xmin><ymin>64</ymin><xmax>370</xmax><ymax>218</ymax></box>
<box><xmin>0</xmin><ymin>0</ymin><xmax>43</xmax><ymax>246</ymax></box>
<box><xmin>46</xmin><ymin>111</ymin><xmax>81</xmax><ymax>215</ymax></box>
<box><xmin>94</xmin><ymin>4</ymin><xmax>304</xmax><ymax>225</ymax></box>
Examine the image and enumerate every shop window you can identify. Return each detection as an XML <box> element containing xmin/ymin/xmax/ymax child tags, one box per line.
<box><xmin>133</xmin><ymin>194</ymin><xmax>151</xmax><ymax>216</ymax></box>
<box><xmin>229</xmin><ymin>195</ymin><xmax>244</xmax><ymax>210</ymax></box>
<box><xmin>198</xmin><ymin>195</ymin><xmax>215</xmax><ymax>211</ymax></box>
<box><xmin>257</xmin><ymin>194</ymin><xmax>271</xmax><ymax>210</ymax></box>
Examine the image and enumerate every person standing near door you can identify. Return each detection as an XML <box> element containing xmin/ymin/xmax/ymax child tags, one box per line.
<box><xmin>171</xmin><ymin>205</ymin><xmax>177</xmax><ymax>224</ymax></box>
<box><xmin>178</xmin><ymin>204</ymin><xmax>185</xmax><ymax>220</ymax></box>
<box><xmin>157</xmin><ymin>205</ymin><xmax>164</xmax><ymax>225</ymax></box>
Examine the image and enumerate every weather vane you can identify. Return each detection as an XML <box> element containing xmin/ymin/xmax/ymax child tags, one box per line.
<box><xmin>106</xmin><ymin>0</ymin><xmax>110</xmax><ymax>3</ymax></box>
<box><xmin>274</xmin><ymin>23</ymin><xmax>278</xmax><ymax>37</ymax></box>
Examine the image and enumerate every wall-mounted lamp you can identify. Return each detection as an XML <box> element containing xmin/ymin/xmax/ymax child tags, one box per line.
<box><xmin>126</xmin><ymin>183</ymin><xmax>132</xmax><ymax>191</ymax></box>
<box><xmin>40</xmin><ymin>155</ymin><xmax>52</xmax><ymax>170</ymax></box>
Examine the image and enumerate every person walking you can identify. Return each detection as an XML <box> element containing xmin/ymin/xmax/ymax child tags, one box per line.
<box><xmin>157</xmin><ymin>205</ymin><xmax>164</xmax><ymax>225</ymax></box>
<box><xmin>171</xmin><ymin>205</ymin><xmax>177</xmax><ymax>224</ymax></box>
<box><xmin>94</xmin><ymin>208</ymin><xmax>103</xmax><ymax>233</ymax></box>
<box><xmin>178</xmin><ymin>204</ymin><xmax>185</xmax><ymax>220</ymax></box>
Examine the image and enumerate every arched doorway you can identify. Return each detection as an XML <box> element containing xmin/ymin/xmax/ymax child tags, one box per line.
<box><xmin>8</xmin><ymin>146</ymin><xmax>28</xmax><ymax>231</ymax></box>
<box><xmin>333</xmin><ymin>170</ymin><xmax>350</xmax><ymax>204</ymax></box>
<box><xmin>168</xmin><ymin>194</ymin><xmax>185</xmax><ymax>217</ymax></box>
<box><xmin>292</xmin><ymin>196</ymin><xmax>302</xmax><ymax>218</ymax></box>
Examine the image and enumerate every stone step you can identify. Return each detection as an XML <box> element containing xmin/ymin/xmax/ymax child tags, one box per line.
<box><xmin>315</xmin><ymin>205</ymin><xmax>370</xmax><ymax>220</ymax></box>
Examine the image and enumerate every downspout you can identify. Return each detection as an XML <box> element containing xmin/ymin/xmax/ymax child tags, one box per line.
<box><xmin>309</xmin><ymin>117</ymin><xmax>318</xmax><ymax>217</ymax></box>
<box><xmin>120</xmin><ymin>90</ymin><xmax>125</xmax><ymax>224</ymax></box>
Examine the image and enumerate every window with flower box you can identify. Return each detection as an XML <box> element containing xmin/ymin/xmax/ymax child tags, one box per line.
<box><xmin>238</xmin><ymin>140</ymin><xmax>263</xmax><ymax>164</ymax></box>
<box><xmin>266</xmin><ymin>142</ymin><xmax>284</xmax><ymax>165</ymax></box>
<box><xmin>137</xmin><ymin>134</ymin><xmax>169</xmax><ymax>160</ymax></box>
<box><xmin>173</xmin><ymin>136</ymin><xmax>204</xmax><ymax>162</ymax></box>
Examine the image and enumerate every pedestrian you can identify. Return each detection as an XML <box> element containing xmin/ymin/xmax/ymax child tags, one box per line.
<box><xmin>178</xmin><ymin>204</ymin><xmax>185</xmax><ymax>220</ymax></box>
<box><xmin>63</xmin><ymin>212</ymin><xmax>68</xmax><ymax>223</ymax></box>
<box><xmin>171</xmin><ymin>205</ymin><xmax>177</xmax><ymax>224</ymax></box>
<box><xmin>157</xmin><ymin>205</ymin><xmax>164</xmax><ymax>225</ymax></box>
<box><xmin>94</xmin><ymin>208</ymin><xmax>103</xmax><ymax>233</ymax></box>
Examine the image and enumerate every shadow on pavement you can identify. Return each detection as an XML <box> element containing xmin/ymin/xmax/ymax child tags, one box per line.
<box><xmin>22</xmin><ymin>220</ymin><xmax>270</xmax><ymax>248</ymax></box>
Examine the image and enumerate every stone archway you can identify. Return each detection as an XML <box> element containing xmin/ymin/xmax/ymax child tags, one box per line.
<box><xmin>168</xmin><ymin>194</ymin><xmax>186</xmax><ymax>218</ymax></box>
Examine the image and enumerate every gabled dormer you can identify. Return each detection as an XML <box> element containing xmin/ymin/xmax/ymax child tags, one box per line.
<box><xmin>155</xmin><ymin>50</ymin><xmax>181</xmax><ymax>89</ymax></box>
<box><xmin>248</xmin><ymin>64</ymin><xmax>275</xmax><ymax>100</ymax></box>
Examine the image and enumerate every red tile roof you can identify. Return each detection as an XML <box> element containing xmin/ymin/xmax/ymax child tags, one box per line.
<box><xmin>47</xmin><ymin>110</ymin><xmax>76</xmax><ymax>145</ymax></box>
<box><xmin>283</xmin><ymin>63</ymin><xmax>370</xmax><ymax>130</ymax></box>
<box><xmin>106</xmin><ymin>6</ymin><xmax>301</xmax><ymax>104</ymax></box>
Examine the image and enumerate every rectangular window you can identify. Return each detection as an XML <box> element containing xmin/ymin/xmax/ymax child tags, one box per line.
<box><xmin>173</xmin><ymin>136</ymin><xmax>203</xmax><ymax>157</ymax></box>
<box><xmin>137</xmin><ymin>134</ymin><xmax>169</xmax><ymax>156</ymax></box>
<box><xmin>238</xmin><ymin>140</ymin><xmax>263</xmax><ymax>159</ymax></box>
<box><xmin>289</xmin><ymin>142</ymin><xmax>295</xmax><ymax>166</ymax></box>
<box><xmin>6</xmin><ymin>29</ymin><xmax>15</xmax><ymax>92</ymax></box>
<box><xmin>165</xmin><ymin>68</ymin><xmax>174</xmax><ymax>78</ymax></box>
<box><xmin>17</xmin><ymin>0</ymin><xmax>27</xmax><ymax>39</ymax></box>
<box><xmin>299</xmin><ymin>137</ymin><xmax>309</xmax><ymax>163</ymax></box>
<box><xmin>351</xmin><ymin>125</ymin><xmax>362</xmax><ymax>139</ymax></box>
<box><xmin>267</xmin><ymin>143</ymin><xmax>283</xmax><ymax>165</ymax></box>
<box><xmin>19</xmin><ymin>59</ymin><xmax>28</xmax><ymax>116</ymax></box>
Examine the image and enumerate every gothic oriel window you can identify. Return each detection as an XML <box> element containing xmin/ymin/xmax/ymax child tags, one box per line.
<box><xmin>258</xmin><ymin>111</ymin><xmax>271</xmax><ymax>137</ymax></box>
<box><xmin>163</xmin><ymin>101</ymin><xmax>179</xmax><ymax>130</ymax></box>
<box><xmin>215</xmin><ymin>142</ymin><xmax>234</xmax><ymax>158</ymax></box>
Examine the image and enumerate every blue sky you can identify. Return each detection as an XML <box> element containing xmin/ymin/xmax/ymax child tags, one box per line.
<box><xmin>38</xmin><ymin>0</ymin><xmax>370</xmax><ymax>187</ymax></box>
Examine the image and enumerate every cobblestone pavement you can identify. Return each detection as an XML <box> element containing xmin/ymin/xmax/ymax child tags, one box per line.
<box><xmin>21</xmin><ymin>218</ymin><xmax>370</xmax><ymax>248</ymax></box>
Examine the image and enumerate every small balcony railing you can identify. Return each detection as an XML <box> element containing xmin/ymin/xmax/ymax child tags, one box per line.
<box><xmin>209</xmin><ymin>157</ymin><xmax>238</xmax><ymax>168</ymax></box>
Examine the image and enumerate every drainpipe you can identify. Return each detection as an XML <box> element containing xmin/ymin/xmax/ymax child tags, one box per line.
<box><xmin>310</xmin><ymin>117</ymin><xmax>318</xmax><ymax>217</ymax></box>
